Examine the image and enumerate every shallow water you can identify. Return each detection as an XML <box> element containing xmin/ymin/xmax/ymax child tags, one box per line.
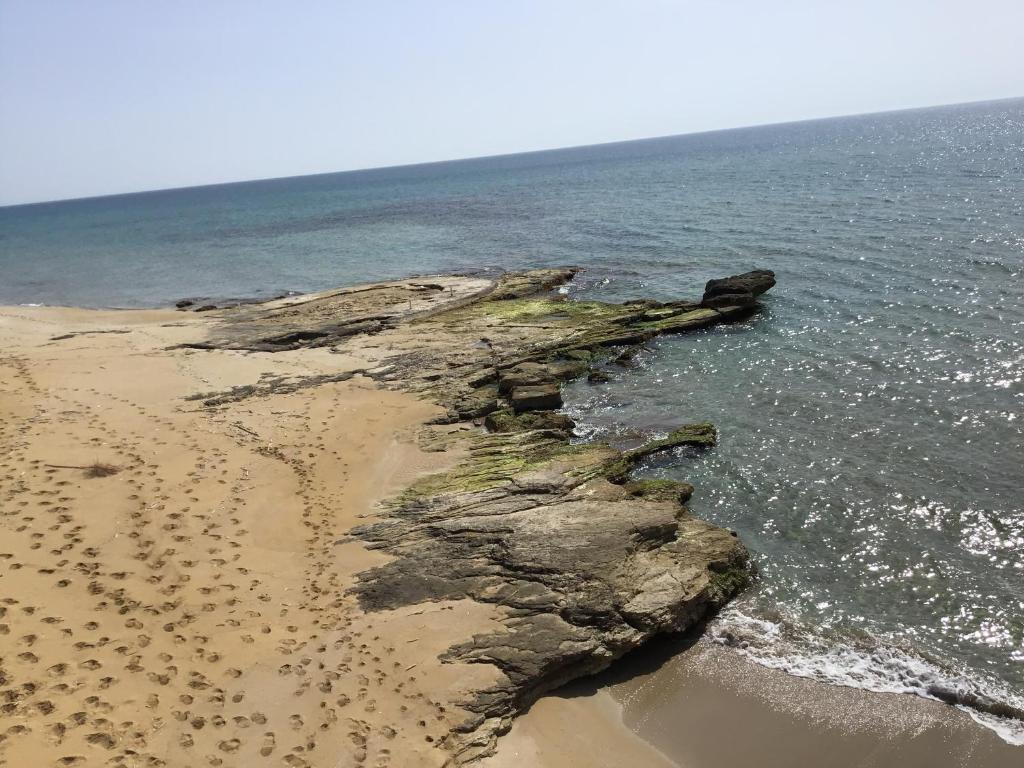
<box><xmin>2</xmin><ymin>97</ymin><xmax>1022</xmax><ymax>739</ymax></box>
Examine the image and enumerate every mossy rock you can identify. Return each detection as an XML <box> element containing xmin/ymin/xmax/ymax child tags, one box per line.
<box><xmin>470</xmin><ymin>297</ymin><xmax>633</xmax><ymax>326</ymax></box>
<box><xmin>396</xmin><ymin>431</ymin><xmax>604</xmax><ymax>497</ymax></box>
<box><xmin>557</xmin><ymin>349</ymin><xmax>595</xmax><ymax>363</ymax></box>
<box><xmin>484</xmin><ymin>408</ymin><xmax>575</xmax><ymax>434</ymax></box>
<box><xmin>623</xmin><ymin>478</ymin><xmax>695</xmax><ymax>504</ymax></box>
<box><xmin>637</xmin><ymin>307</ymin><xmax>721</xmax><ymax>333</ymax></box>
<box><xmin>603</xmin><ymin>423</ymin><xmax>717</xmax><ymax>483</ymax></box>
<box><xmin>496</xmin><ymin>360</ymin><xmax>589</xmax><ymax>394</ymax></box>
<box><xmin>707</xmin><ymin>564</ymin><xmax>751</xmax><ymax>603</ymax></box>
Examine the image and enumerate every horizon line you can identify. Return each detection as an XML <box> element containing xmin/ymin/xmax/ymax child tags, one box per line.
<box><xmin>4</xmin><ymin>93</ymin><xmax>1022</xmax><ymax>210</ymax></box>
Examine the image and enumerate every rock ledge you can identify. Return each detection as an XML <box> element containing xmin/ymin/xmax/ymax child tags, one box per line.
<box><xmin>189</xmin><ymin>266</ymin><xmax>776</xmax><ymax>762</ymax></box>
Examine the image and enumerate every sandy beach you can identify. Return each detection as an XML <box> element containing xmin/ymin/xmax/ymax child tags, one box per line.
<box><xmin>0</xmin><ymin>296</ymin><xmax>507</xmax><ymax>766</ymax></box>
<box><xmin>2</xmin><ymin>273</ymin><xmax>1019</xmax><ymax>768</ymax></box>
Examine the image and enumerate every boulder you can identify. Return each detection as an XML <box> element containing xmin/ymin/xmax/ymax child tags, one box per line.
<box><xmin>510</xmin><ymin>384</ymin><xmax>563</xmax><ymax>413</ymax></box>
<box><xmin>485</xmin><ymin>268</ymin><xmax>581</xmax><ymax>300</ymax></box>
<box><xmin>484</xmin><ymin>409</ymin><xmax>575</xmax><ymax>434</ymax></box>
<box><xmin>497</xmin><ymin>360</ymin><xmax>588</xmax><ymax>394</ymax></box>
<box><xmin>701</xmin><ymin>269</ymin><xmax>776</xmax><ymax>308</ymax></box>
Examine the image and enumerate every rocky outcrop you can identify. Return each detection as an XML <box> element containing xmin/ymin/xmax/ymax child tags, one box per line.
<box><xmin>509</xmin><ymin>383</ymin><xmax>563</xmax><ymax>413</ymax></box>
<box><xmin>351</xmin><ymin>428</ymin><xmax>748</xmax><ymax>760</ymax></box>
<box><xmin>187</xmin><ymin>266</ymin><xmax>776</xmax><ymax>762</ymax></box>
<box><xmin>603</xmin><ymin>422</ymin><xmax>718</xmax><ymax>483</ymax></box>
<box><xmin>701</xmin><ymin>269</ymin><xmax>776</xmax><ymax>308</ymax></box>
<box><xmin>483</xmin><ymin>409</ymin><xmax>575</xmax><ymax>435</ymax></box>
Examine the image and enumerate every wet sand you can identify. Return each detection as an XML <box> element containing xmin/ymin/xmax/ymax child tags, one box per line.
<box><xmin>487</xmin><ymin>634</ymin><xmax>1021</xmax><ymax>768</ymax></box>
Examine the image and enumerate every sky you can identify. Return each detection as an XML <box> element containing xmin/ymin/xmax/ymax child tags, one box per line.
<box><xmin>1</xmin><ymin>1</ymin><xmax>1022</xmax><ymax>206</ymax></box>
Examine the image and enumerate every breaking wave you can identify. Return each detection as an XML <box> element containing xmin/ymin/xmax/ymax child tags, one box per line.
<box><xmin>710</xmin><ymin>607</ymin><xmax>1024</xmax><ymax>746</ymax></box>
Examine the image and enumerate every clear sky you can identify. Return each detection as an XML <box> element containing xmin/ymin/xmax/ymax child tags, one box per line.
<box><xmin>1</xmin><ymin>0</ymin><xmax>1021</xmax><ymax>206</ymax></box>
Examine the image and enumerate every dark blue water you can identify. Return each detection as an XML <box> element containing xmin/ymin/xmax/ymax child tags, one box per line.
<box><xmin>3</xmin><ymin>98</ymin><xmax>1023</xmax><ymax>740</ymax></box>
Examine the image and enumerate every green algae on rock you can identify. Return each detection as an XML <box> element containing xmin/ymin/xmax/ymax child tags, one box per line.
<box><xmin>183</xmin><ymin>266</ymin><xmax>775</xmax><ymax>762</ymax></box>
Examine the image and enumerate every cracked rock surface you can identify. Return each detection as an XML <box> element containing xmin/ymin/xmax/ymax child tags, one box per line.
<box><xmin>188</xmin><ymin>266</ymin><xmax>774</xmax><ymax>762</ymax></box>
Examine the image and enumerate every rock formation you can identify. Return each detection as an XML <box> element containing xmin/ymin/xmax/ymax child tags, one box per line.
<box><xmin>186</xmin><ymin>266</ymin><xmax>776</xmax><ymax>761</ymax></box>
<box><xmin>701</xmin><ymin>268</ymin><xmax>776</xmax><ymax>308</ymax></box>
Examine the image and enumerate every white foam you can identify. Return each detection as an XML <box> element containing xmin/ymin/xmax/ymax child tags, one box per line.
<box><xmin>710</xmin><ymin>607</ymin><xmax>1024</xmax><ymax>746</ymax></box>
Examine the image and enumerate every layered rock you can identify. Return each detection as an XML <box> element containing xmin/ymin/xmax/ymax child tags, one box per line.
<box><xmin>186</xmin><ymin>266</ymin><xmax>776</xmax><ymax>761</ymax></box>
<box><xmin>701</xmin><ymin>268</ymin><xmax>777</xmax><ymax>308</ymax></box>
<box><xmin>351</xmin><ymin>428</ymin><xmax>747</xmax><ymax>759</ymax></box>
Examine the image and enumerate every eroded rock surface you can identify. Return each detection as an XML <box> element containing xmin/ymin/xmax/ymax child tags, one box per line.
<box><xmin>351</xmin><ymin>428</ymin><xmax>747</xmax><ymax>760</ymax></box>
<box><xmin>701</xmin><ymin>268</ymin><xmax>777</xmax><ymax>308</ymax></box>
<box><xmin>187</xmin><ymin>266</ymin><xmax>775</xmax><ymax>762</ymax></box>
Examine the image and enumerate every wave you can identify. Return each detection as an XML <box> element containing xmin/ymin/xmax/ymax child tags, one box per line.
<box><xmin>709</xmin><ymin>607</ymin><xmax>1024</xmax><ymax>746</ymax></box>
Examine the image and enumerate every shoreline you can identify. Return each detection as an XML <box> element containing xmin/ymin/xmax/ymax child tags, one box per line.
<box><xmin>1</xmin><ymin>268</ymin><xmax>1019</xmax><ymax>766</ymax></box>
<box><xmin>486</xmin><ymin>634</ymin><xmax>1021</xmax><ymax>768</ymax></box>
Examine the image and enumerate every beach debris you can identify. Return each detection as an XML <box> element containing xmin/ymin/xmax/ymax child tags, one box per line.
<box><xmin>44</xmin><ymin>461</ymin><xmax>122</xmax><ymax>478</ymax></box>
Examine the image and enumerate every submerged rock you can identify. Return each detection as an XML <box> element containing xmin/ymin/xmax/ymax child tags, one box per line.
<box><xmin>352</xmin><ymin>429</ymin><xmax>749</xmax><ymax>759</ymax></box>
<box><xmin>604</xmin><ymin>422</ymin><xmax>718</xmax><ymax>483</ymax></box>
<box><xmin>613</xmin><ymin>344</ymin><xmax>643</xmax><ymax>366</ymax></box>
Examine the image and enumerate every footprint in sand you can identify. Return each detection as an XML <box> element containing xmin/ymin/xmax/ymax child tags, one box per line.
<box><xmin>260</xmin><ymin>732</ymin><xmax>277</xmax><ymax>757</ymax></box>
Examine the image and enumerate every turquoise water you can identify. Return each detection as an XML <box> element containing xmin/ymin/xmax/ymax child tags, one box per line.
<box><xmin>3</xmin><ymin>98</ymin><xmax>1023</xmax><ymax>738</ymax></box>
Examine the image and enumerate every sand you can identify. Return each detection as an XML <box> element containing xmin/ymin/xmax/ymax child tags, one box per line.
<box><xmin>3</xmin><ymin>295</ymin><xmax>1020</xmax><ymax>768</ymax></box>
<box><xmin>486</xmin><ymin>634</ymin><xmax>1022</xmax><ymax>768</ymax></box>
<box><xmin>0</xmin><ymin>302</ymin><xmax>508</xmax><ymax>767</ymax></box>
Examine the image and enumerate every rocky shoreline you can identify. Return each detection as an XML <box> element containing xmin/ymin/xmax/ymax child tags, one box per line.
<box><xmin>8</xmin><ymin>266</ymin><xmax>1020</xmax><ymax>768</ymax></box>
<box><xmin>184</xmin><ymin>266</ymin><xmax>776</xmax><ymax>760</ymax></box>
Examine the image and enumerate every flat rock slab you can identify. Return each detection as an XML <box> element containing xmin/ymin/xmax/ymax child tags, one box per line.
<box><xmin>510</xmin><ymin>383</ymin><xmax>563</xmax><ymax>413</ymax></box>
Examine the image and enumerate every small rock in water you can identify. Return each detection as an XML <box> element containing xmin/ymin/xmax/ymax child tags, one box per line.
<box><xmin>700</xmin><ymin>269</ymin><xmax>776</xmax><ymax>308</ymax></box>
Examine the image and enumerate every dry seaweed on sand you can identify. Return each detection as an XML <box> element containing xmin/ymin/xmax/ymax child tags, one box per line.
<box><xmin>44</xmin><ymin>461</ymin><xmax>122</xmax><ymax>478</ymax></box>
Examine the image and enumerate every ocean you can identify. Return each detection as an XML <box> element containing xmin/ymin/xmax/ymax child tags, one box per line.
<box><xmin>2</xmin><ymin>97</ymin><xmax>1022</xmax><ymax>742</ymax></box>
